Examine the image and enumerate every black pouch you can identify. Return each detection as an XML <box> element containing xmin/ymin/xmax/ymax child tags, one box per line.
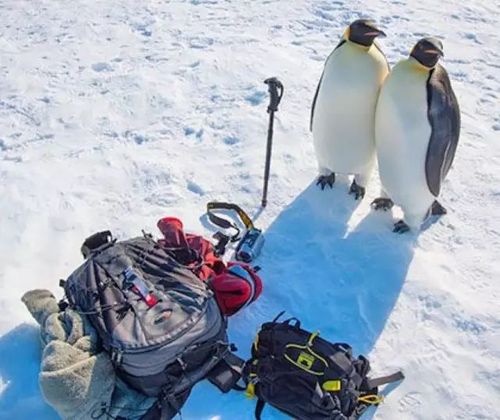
<box><xmin>244</xmin><ymin>315</ymin><xmax>404</xmax><ymax>420</ymax></box>
<box><xmin>207</xmin><ymin>352</ymin><xmax>246</xmax><ymax>393</ymax></box>
<box><xmin>80</xmin><ymin>230</ymin><xmax>113</xmax><ymax>258</ymax></box>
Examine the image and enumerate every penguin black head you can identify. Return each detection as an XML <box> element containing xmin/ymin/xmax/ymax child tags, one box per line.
<box><xmin>410</xmin><ymin>37</ymin><xmax>444</xmax><ymax>68</ymax></box>
<box><xmin>346</xmin><ymin>19</ymin><xmax>386</xmax><ymax>47</ymax></box>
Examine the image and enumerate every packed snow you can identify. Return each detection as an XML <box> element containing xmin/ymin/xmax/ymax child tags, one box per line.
<box><xmin>1</xmin><ymin>0</ymin><xmax>499</xmax><ymax>419</ymax></box>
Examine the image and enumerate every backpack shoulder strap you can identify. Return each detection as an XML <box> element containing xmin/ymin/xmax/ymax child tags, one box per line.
<box><xmin>141</xmin><ymin>387</ymin><xmax>192</xmax><ymax>420</ymax></box>
<box><xmin>255</xmin><ymin>398</ymin><xmax>266</xmax><ymax>420</ymax></box>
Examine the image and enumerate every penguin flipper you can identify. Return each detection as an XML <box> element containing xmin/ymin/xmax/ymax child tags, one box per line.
<box><xmin>310</xmin><ymin>72</ymin><xmax>324</xmax><ymax>132</ymax></box>
<box><xmin>374</xmin><ymin>41</ymin><xmax>390</xmax><ymax>73</ymax></box>
<box><xmin>310</xmin><ymin>39</ymin><xmax>347</xmax><ymax>132</ymax></box>
<box><xmin>425</xmin><ymin>65</ymin><xmax>461</xmax><ymax>197</ymax></box>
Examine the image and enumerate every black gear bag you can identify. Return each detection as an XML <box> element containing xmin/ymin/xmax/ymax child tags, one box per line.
<box><xmin>244</xmin><ymin>314</ymin><xmax>404</xmax><ymax>419</ymax></box>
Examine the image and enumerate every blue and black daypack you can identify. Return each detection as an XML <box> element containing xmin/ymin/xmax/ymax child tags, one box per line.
<box><xmin>244</xmin><ymin>314</ymin><xmax>404</xmax><ymax>419</ymax></box>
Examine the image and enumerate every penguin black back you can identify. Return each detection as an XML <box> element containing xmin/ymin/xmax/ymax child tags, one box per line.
<box><xmin>425</xmin><ymin>64</ymin><xmax>461</xmax><ymax>196</ymax></box>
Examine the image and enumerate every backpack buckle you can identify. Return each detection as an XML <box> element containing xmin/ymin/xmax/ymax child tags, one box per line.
<box><xmin>176</xmin><ymin>357</ymin><xmax>187</xmax><ymax>370</ymax></box>
<box><xmin>111</xmin><ymin>348</ymin><xmax>123</xmax><ymax>366</ymax></box>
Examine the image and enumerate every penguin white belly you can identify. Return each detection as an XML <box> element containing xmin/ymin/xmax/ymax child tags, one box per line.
<box><xmin>313</xmin><ymin>44</ymin><xmax>388</xmax><ymax>175</ymax></box>
<box><xmin>375</xmin><ymin>61</ymin><xmax>435</xmax><ymax>224</ymax></box>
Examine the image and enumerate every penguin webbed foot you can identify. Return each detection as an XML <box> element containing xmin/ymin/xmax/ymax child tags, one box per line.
<box><xmin>431</xmin><ymin>200</ymin><xmax>447</xmax><ymax>216</ymax></box>
<box><xmin>371</xmin><ymin>197</ymin><xmax>394</xmax><ymax>211</ymax></box>
<box><xmin>349</xmin><ymin>180</ymin><xmax>365</xmax><ymax>200</ymax></box>
<box><xmin>393</xmin><ymin>220</ymin><xmax>410</xmax><ymax>234</ymax></box>
<box><xmin>316</xmin><ymin>173</ymin><xmax>336</xmax><ymax>190</ymax></box>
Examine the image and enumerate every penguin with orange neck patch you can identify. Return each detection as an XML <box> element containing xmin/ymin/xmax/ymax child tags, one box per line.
<box><xmin>311</xmin><ymin>19</ymin><xmax>389</xmax><ymax>199</ymax></box>
<box><xmin>373</xmin><ymin>37</ymin><xmax>461</xmax><ymax>233</ymax></box>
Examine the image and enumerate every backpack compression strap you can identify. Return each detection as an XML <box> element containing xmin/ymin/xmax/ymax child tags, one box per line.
<box><xmin>255</xmin><ymin>398</ymin><xmax>266</xmax><ymax>420</ymax></box>
<box><xmin>141</xmin><ymin>388</ymin><xmax>191</xmax><ymax>420</ymax></box>
<box><xmin>366</xmin><ymin>371</ymin><xmax>405</xmax><ymax>389</ymax></box>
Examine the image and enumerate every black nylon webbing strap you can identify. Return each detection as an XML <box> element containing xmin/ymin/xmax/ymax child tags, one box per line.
<box><xmin>366</xmin><ymin>371</ymin><xmax>405</xmax><ymax>389</ymax></box>
<box><xmin>331</xmin><ymin>351</ymin><xmax>355</xmax><ymax>375</ymax></box>
<box><xmin>207</xmin><ymin>352</ymin><xmax>246</xmax><ymax>393</ymax></box>
<box><xmin>206</xmin><ymin>202</ymin><xmax>255</xmax><ymax>231</ymax></box>
<box><xmin>255</xmin><ymin>398</ymin><xmax>266</xmax><ymax>420</ymax></box>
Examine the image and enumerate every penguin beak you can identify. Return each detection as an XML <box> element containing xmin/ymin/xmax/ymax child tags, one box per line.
<box><xmin>366</xmin><ymin>29</ymin><xmax>386</xmax><ymax>38</ymax></box>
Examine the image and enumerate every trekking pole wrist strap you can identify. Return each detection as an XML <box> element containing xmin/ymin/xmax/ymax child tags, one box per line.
<box><xmin>206</xmin><ymin>202</ymin><xmax>255</xmax><ymax>236</ymax></box>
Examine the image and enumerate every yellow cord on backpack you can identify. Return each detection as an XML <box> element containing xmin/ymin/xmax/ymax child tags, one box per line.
<box><xmin>246</xmin><ymin>383</ymin><xmax>256</xmax><ymax>399</ymax></box>
<box><xmin>283</xmin><ymin>331</ymin><xmax>327</xmax><ymax>376</ymax></box>
<box><xmin>307</xmin><ymin>331</ymin><xmax>320</xmax><ymax>347</ymax></box>
<box><xmin>358</xmin><ymin>394</ymin><xmax>384</xmax><ymax>405</ymax></box>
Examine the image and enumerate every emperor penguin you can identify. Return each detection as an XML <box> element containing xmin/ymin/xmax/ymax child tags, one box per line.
<box><xmin>373</xmin><ymin>37</ymin><xmax>460</xmax><ymax>233</ymax></box>
<box><xmin>311</xmin><ymin>19</ymin><xmax>389</xmax><ymax>199</ymax></box>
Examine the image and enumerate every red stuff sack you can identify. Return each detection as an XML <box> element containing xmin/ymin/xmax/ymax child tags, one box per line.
<box><xmin>210</xmin><ymin>262</ymin><xmax>263</xmax><ymax>316</ymax></box>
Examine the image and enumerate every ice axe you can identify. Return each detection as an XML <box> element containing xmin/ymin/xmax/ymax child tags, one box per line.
<box><xmin>261</xmin><ymin>77</ymin><xmax>284</xmax><ymax>208</ymax></box>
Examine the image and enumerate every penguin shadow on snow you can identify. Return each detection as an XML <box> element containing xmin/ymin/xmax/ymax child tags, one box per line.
<box><xmin>260</xmin><ymin>181</ymin><xmax>417</xmax><ymax>355</ymax></box>
<box><xmin>208</xmin><ymin>181</ymin><xmax>417</xmax><ymax>420</ymax></box>
<box><xmin>0</xmin><ymin>324</ymin><xmax>58</xmax><ymax>419</ymax></box>
<box><xmin>246</xmin><ymin>181</ymin><xmax>418</xmax><ymax>418</ymax></box>
<box><xmin>150</xmin><ymin>181</ymin><xmax>416</xmax><ymax>420</ymax></box>
<box><xmin>186</xmin><ymin>179</ymin><xmax>366</xmax><ymax>420</ymax></box>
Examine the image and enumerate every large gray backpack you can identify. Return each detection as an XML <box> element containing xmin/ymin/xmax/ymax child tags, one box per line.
<box><xmin>63</xmin><ymin>231</ymin><xmax>244</xmax><ymax>419</ymax></box>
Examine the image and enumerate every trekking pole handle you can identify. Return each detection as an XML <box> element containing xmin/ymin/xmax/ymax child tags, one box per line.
<box><xmin>264</xmin><ymin>77</ymin><xmax>284</xmax><ymax>113</ymax></box>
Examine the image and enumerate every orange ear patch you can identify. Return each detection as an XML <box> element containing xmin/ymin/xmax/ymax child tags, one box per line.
<box><xmin>344</xmin><ymin>27</ymin><xmax>351</xmax><ymax>40</ymax></box>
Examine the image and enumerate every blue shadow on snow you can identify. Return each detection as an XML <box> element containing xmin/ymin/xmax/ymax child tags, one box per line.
<box><xmin>184</xmin><ymin>181</ymin><xmax>416</xmax><ymax>419</ymax></box>
<box><xmin>0</xmin><ymin>323</ymin><xmax>58</xmax><ymax>419</ymax></box>
<box><xmin>2</xmin><ymin>182</ymin><xmax>414</xmax><ymax>420</ymax></box>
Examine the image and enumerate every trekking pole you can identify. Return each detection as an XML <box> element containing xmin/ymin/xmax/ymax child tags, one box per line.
<box><xmin>261</xmin><ymin>77</ymin><xmax>284</xmax><ymax>208</ymax></box>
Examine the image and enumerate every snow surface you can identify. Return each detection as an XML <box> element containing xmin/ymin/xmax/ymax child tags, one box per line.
<box><xmin>1</xmin><ymin>0</ymin><xmax>499</xmax><ymax>419</ymax></box>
